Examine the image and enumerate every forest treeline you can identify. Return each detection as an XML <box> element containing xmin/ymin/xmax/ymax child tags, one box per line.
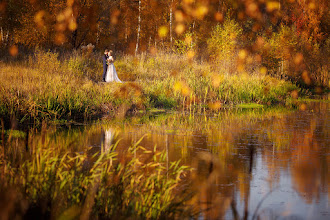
<box><xmin>0</xmin><ymin>0</ymin><xmax>329</xmax><ymax>87</ymax></box>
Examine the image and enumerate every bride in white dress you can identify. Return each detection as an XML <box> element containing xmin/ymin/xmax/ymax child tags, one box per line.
<box><xmin>105</xmin><ymin>50</ymin><xmax>122</xmax><ymax>83</ymax></box>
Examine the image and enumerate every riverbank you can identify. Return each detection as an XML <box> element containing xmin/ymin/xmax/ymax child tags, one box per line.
<box><xmin>0</xmin><ymin>50</ymin><xmax>311</xmax><ymax>128</ymax></box>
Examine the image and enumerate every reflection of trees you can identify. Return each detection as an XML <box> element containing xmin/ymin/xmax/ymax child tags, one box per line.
<box><xmin>262</xmin><ymin>102</ymin><xmax>329</xmax><ymax>204</ymax></box>
<box><xmin>289</xmin><ymin>117</ymin><xmax>325</xmax><ymax>204</ymax></box>
<box><xmin>103</xmin><ymin>129</ymin><xmax>114</xmax><ymax>153</ymax></box>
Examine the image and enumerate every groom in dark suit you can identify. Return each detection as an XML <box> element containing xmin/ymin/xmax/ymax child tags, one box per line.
<box><xmin>102</xmin><ymin>49</ymin><xmax>109</xmax><ymax>82</ymax></box>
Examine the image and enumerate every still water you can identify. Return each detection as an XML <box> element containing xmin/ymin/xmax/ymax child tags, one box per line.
<box><xmin>33</xmin><ymin>102</ymin><xmax>330</xmax><ymax>219</ymax></box>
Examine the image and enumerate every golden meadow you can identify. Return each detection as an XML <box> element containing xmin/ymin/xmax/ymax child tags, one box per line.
<box><xmin>0</xmin><ymin>48</ymin><xmax>303</xmax><ymax>126</ymax></box>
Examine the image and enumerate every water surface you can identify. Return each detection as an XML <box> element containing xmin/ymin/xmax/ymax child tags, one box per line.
<box><xmin>19</xmin><ymin>102</ymin><xmax>330</xmax><ymax>219</ymax></box>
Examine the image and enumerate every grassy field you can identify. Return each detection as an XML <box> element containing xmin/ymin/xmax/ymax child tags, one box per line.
<box><xmin>0</xmin><ymin>49</ymin><xmax>303</xmax><ymax>126</ymax></box>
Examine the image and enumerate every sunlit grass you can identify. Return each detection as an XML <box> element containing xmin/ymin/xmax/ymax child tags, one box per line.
<box><xmin>0</xmin><ymin>49</ymin><xmax>302</xmax><ymax>125</ymax></box>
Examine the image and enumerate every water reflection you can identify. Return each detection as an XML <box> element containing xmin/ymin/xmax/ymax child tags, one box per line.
<box><xmin>9</xmin><ymin>102</ymin><xmax>328</xmax><ymax>219</ymax></box>
<box><xmin>103</xmin><ymin>128</ymin><xmax>114</xmax><ymax>153</ymax></box>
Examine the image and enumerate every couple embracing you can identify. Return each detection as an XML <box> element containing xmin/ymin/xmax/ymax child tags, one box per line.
<box><xmin>102</xmin><ymin>49</ymin><xmax>122</xmax><ymax>83</ymax></box>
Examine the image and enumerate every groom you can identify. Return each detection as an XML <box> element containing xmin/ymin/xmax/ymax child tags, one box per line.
<box><xmin>102</xmin><ymin>49</ymin><xmax>109</xmax><ymax>82</ymax></box>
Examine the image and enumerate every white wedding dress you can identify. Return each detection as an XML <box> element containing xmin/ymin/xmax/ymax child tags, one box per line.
<box><xmin>105</xmin><ymin>56</ymin><xmax>122</xmax><ymax>83</ymax></box>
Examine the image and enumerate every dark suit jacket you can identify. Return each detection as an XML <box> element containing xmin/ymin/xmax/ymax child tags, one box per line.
<box><xmin>103</xmin><ymin>54</ymin><xmax>108</xmax><ymax>70</ymax></box>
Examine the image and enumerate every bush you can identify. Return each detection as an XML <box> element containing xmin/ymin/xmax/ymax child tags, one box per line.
<box><xmin>207</xmin><ymin>18</ymin><xmax>243</xmax><ymax>73</ymax></box>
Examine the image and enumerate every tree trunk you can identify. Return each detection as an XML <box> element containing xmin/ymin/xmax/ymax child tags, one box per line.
<box><xmin>169</xmin><ymin>0</ymin><xmax>173</xmax><ymax>47</ymax></box>
<box><xmin>135</xmin><ymin>0</ymin><xmax>141</xmax><ymax>56</ymax></box>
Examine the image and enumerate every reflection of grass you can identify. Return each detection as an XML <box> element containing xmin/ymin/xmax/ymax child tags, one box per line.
<box><xmin>237</xmin><ymin>103</ymin><xmax>264</xmax><ymax>108</ymax></box>
<box><xmin>0</xmin><ymin>135</ymin><xmax>192</xmax><ymax>219</ymax></box>
<box><xmin>297</xmin><ymin>98</ymin><xmax>330</xmax><ymax>103</ymax></box>
<box><xmin>0</xmin><ymin>50</ymin><xmax>301</xmax><ymax>126</ymax></box>
<box><xmin>4</xmin><ymin>129</ymin><xmax>26</xmax><ymax>138</ymax></box>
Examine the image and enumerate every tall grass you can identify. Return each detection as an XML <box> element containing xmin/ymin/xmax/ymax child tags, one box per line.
<box><xmin>0</xmin><ymin>49</ymin><xmax>302</xmax><ymax>126</ymax></box>
<box><xmin>0</xmin><ymin>131</ymin><xmax>192</xmax><ymax>219</ymax></box>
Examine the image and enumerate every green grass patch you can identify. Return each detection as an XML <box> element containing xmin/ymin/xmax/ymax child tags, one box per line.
<box><xmin>237</xmin><ymin>103</ymin><xmax>264</xmax><ymax>108</ymax></box>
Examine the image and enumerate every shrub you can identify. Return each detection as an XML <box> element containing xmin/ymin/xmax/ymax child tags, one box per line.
<box><xmin>207</xmin><ymin>18</ymin><xmax>243</xmax><ymax>73</ymax></box>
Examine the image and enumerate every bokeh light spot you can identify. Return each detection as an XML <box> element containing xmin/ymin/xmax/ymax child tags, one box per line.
<box><xmin>294</xmin><ymin>53</ymin><xmax>304</xmax><ymax>65</ymax></box>
<box><xmin>266</xmin><ymin>1</ymin><xmax>280</xmax><ymax>12</ymax></box>
<box><xmin>34</xmin><ymin>10</ymin><xmax>46</xmax><ymax>27</ymax></box>
<box><xmin>55</xmin><ymin>33</ymin><xmax>66</xmax><ymax>45</ymax></box>
<box><xmin>158</xmin><ymin>26</ymin><xmax>168</xmax><ymax>38</ymax></box>
<box><xmin>308</xmin><ymin>3</ymin><xmax>316</xmax><ymax>10</ymax></box>
<box><xmin>291</xmin><ymin>90</ymin><xmax>299</xmax><ymax>99</ymax></box>
<box><xmin>187</xmin><ymin>50</ymin><xmax>195</xmax><ymax>60</ymax></box>
<box><xmin>175</xmin><ymin>10</ymin><xmax>184</xmax><ymax>22</ymax></box>
<box><xmin>214</xmin><ymin>12</ymin><xmax>223</xmax><ymax>22</ymax></box>
<box><xmin>9</xmin><ymin>45</ymin><xmax>19</xmax><ymax>56</ymax></box>
<box><xmin>175</xmin><ymin>24</ymin><xmax>185</xmax><ymax>35</ymax></box>
<box><xmin>68</xmin><ymin>19</ymin><xmax>77</xmax><ymax>31</ymax></box>
<box><xmin>238</xmin><ymin>49</ymin><xmax>247</xmax><ymax>60</ymax></box>
<box><xmin>260</xmin><ymin>67</ymin><xmax>267</xmax><ymax>75</ymax></box>
<box><xmin>302</xmin><ymin>71</ymin><xmax>311</xmax><ymax>85</ymax></box>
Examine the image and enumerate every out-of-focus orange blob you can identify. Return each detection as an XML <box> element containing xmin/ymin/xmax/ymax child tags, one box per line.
<box><xmin>266</xmin><ymin>1</ymin><xmax>280</xmax><ymax>12</ymax></box>
<box><xmin>34</xmin><ymin>10</ymin><xmax>46</xmax><ymax>27</ymax></box>
<box><xmin>299</xmin><ymin>103</ymin><xmax>307</xmax><ymax>111</ymax></box>
<box><xmin>175</xmin><ymin>10</ymin><xmax>184</xmax><ymax>22</ymax></box>
<box><xmin>9</xmin><ymin>45</ymin><xmax>18</xmax><ymax>56</ymax></box>
<box><xmin>55</xmin><ymin>33</ymin><xmax>66</xmax><ymax>45</ymax></box>
<box><xmin>308</xmin><ymin>3</ymin><xmax>316</xmax><ymax>10</ymax></box>
<box><xmin>214</xmin><ymin>12</ymin><xmax>223</xmax><ymax>22</ymax></box>
<box><xmin>187</xmin><ymin>50</ymin><xmax>195</xmax><ymax>60</ymax></box>
<box><xmin>194</xmin><ymin>5</ymin><xmax>208</xmax><ymax>19</ymax></box>
<box><xmin>68</xmin><ymin>19</ymin><xmax>77</xmax><ymax>31</ymax></box>
<box><xmin>57</xmin><ymin>13</ymin><xmax>66</xmax><ymax>22</ymax></box>
<box><xmin>238</xmin><ymin>49</ymin><xmax>247</xmax><ymax>60</ymax></box>
<box><xmin>111</xmin><ymin>10</ymin><xmax>120</xmax><ymax>24</ymax></box>
<box><xmin>294</xmin><ymin>53</ymin><xmax>304</xmax><ymax>65</ymax></box>
<box><xmin>175</xmin><ymin>24</ymin><xmax>185</xmax><ymax>35</ymax></box>
<box><xmin>64</xmin><ymin>7</ymin><xmax>73</xmax><ymax>18</ymax></box>
<box><xmin>246</xmin><ymin>3</ymin><xmax>258</xmax><ymax>15</ymax></box>
<box><xmin>302</xmin><ymin>71</ymin><xmax>311</xmax><ymax>85</ymax></box>
<box><xmin>291</xmin><ymin>90</ymin><xmax>299</xmax><ymax>99</ymax></box>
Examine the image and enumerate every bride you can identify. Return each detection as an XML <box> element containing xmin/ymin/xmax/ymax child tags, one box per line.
<box><xmin>105</xmin><ymin>50</ymin><xmax>122</xmax><ymax>83</ymax></box>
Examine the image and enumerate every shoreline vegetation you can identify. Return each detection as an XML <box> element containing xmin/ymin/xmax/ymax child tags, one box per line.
<box><xmin>1</xmin><ymin>49</ymin><xmax>322</xmax><ymax>129</ymax></box>
<box><xmin>0</xmin><ymin>0</ymin><xmax>329</xmax><ymax>218</ymax></box>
